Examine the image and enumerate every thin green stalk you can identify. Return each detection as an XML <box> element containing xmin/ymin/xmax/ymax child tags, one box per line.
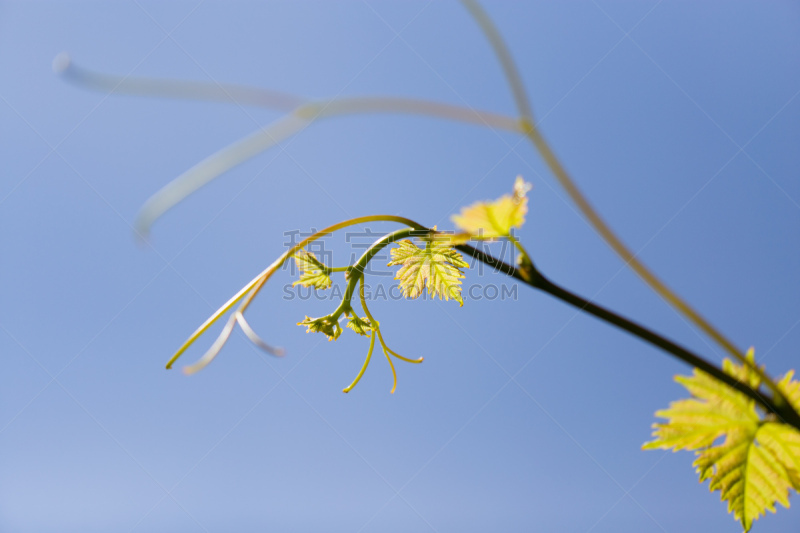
<box><xmin>459</xmin><ymin>0</ymin><xmax>534</xmax><ymax>121</ymax></box>
<box><xmin>53</xmin><ymin>52</ymin><xmax>304</xmax><ymax>111</ymax></box>
<box><xmin>342</xmin><ymin>326</ymin><xmax>377</xmax><ymax>393</ymax></box>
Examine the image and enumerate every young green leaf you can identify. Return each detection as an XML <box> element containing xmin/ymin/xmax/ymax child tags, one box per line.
<box><xmin>297</xmin><ymin>315</ymin><xmax>342</xmax><ymax>341</ymax></box>
<box><xmin>451</xmin><ymin>176</ymin><xmax>531</xmax><ymax>238</ymax></box>
<box><xmin>387</xmin><ymin>237</ymin><xmax>469</xmax><ymax>306</ymax></box>
<box><xmin>644</xmin><ymin>350</ymin><xmax>800</xmax><ymax>531</ymax></box>
<box><xmin>293</xmin><ymin>250</ymin><xmax>332</xmax><ymax>290</ymax></box>
<box><xmin>778</xmin><ymin>370</ymin><xmax>800</xmax><ymax>413</ymax></box>
<box><xmin>346</xmin><ymin>315</ymin><xmax>373</xmax><ymax>336</ymax></box>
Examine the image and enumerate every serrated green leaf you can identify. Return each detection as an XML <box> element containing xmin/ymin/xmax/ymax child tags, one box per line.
<box><xmin>292</xmin><ymin>250</ymin><xmax>332</xmax><ymax>290</ymax></box>
<box><xmin>451</xmin><ymin>176</ymin><xmax>531</xmax><ymax>238</ymax></box>
<box><xmin>387</xmin><ymin>237</ymin><xmax>469</xmax><ymax>306</ymax></box>
<box><xmin>346</xmin><ymin>315</ymin><xmax>373</xmax><ymax>336</ymax></box>
<box><xmin>768</xmin><ymin>370</ymin><xmax>800</xmax><ymax>490</ymax></box>
<box><xmin>779</xmin><ymin>370</ymin><xmax>800</xmax><ymax>414</ymax></box>
<box><xmin>758</xmin><ymin>422</ymin><xmax>800</xmax><ymax>491</ymax></box>
<box><xmin>297</xmin><ymin>315</ymin><xmax>341</xmax><ymax>341</ymax></box>
<box><xmin>643</xmin><ymin>349</ymin><xmax>800</xmax><ymax>531</ymax></box>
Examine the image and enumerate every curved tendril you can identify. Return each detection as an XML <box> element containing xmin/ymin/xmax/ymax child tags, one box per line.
<box><xmin>166</xmin><ymin>274</ymin><xmax>266</xmax><ymax>369</ymax></box>
<box><xmin>53</xmin><ymin>53</ymin><xmax>305</xmax><ymax>110</ymax></box>
<box><xmin>459</xmin><ymin>1</ymin><xmax>533</xmax><ymax>120</ymax></box>
<box><xmin>342</xmin><ymin>330</ymin><xmax>376</xmax><ymax>394</ymax></box>
<box><xmin>358</xmin><ymin>277</ymin><xmax>419</xmax><ymax>393</ymax></box>
<box><xmin>169</xmin><ymin>216</ymin><xmax>426</xmax><ymax>370</ymax></box>
<box><xmin>167</xmin><ymin>258</ymin><xmax>280</xmax><ymax>370</ymax></box>
<box><xmin>385</xmin><ymin>347</ymin><xmax>423</xmax><ymax>364</ymax></box>
<box><xmin>358</xmin><ymin>278</ymin><xmax>395</xmax><ymax>392</ymax></box>
<box><xmin>178</xmin><ymin>258</ymin><xmax>283</xmax><ymax>372</ymax></box>
<box><xmin>179</xmin><ymin>270</ymin><xmax>281</xmax><ymax>373</ymax></box>
<box><xmin>137</xmin><ymin>114</ymin><xmax>309</xmax><ymax>237</ymax></box>
<box><xmin>383</xmin><ymin>345</ymin><xmax>398</xmax><ymax>394</ymax></box>
<box><xmin>183</xmin><ymin>313</ymin><xmax>238</xmax><ymax>375</ymax></box>
<box><xmin>235</xmin><ymin>312</ymin><xmax>285</xmax><ymax>357</ymax></box>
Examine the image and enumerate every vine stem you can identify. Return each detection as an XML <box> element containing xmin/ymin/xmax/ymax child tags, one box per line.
<box><xmin>454</xmin><ymin>242</ymin><xmax>800</xmax><ymax>432</ymax></box>
<box><xmin>459</xmin><ymin>0</ymin><xmax>791</xmax><ymax>410</ymax></box>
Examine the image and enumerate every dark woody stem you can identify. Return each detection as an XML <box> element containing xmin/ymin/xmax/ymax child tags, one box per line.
<box><xmin>454</xmin><ymin>243</ymin><xmax>800</xmax><ymax>432</ymax></box>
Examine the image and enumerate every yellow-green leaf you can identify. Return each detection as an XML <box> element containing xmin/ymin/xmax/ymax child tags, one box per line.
<box><xmin>297</xmin><ymin>315</ymin><xmax>341</xmax><ymax>341</ymax></box>
<box><xmin>758</xmin><ymin>422</ymin><xmax>800</xmax><ymax>491</ymax></box>
<box><xmin>643</xmin><ymin>350</ymin><xmax>800</xmax><ymax>531</ymax></box>
<box><xmin>387</xmin><ymin>238</ymin><xmax>469</xmax><ymax>306</ymax></box>
<box><xmin>292</xmin><ymin>250</ymin><xmax>332</xmax><ymax>290</ymax></box>
<box><xmin>770</xmin><ymin>370</ymin><xmax>800</xmax><ymax>489</ymax></box>
<box><xmin>451</xmin><ymin>176</ymin><xmax>531</xmax><ymax>238</ymax></box>
<box><xmin>346</xmin><ymin>315</ymin><xmax>373</xmax><ymax>336</ymax></box>
<box><xmin>779</xmin><ymin>370</ymin><xmax>800</xmax><ymax>414</ymax></box>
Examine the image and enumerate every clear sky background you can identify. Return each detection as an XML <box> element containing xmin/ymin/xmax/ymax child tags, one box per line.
<box><xmin>2</xmin><ymin>1</ymin><xmax>800</xmax><ymax>532</ymax></box>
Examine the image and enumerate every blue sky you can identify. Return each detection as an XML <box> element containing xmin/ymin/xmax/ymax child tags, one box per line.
<box><xmin>2</xmin><ymin>1</ymin><xmax>800</xmax><ymax>532</ymax></box>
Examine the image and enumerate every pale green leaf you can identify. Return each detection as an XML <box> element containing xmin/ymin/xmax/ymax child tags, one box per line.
<box><xmin>779</xmin><ymin>370</ymin><xmax>800</xmax><ymax>414</ymax></box>
<box><xmin>387</xmin><ymin>238</ymin><xmax>469</xmax><ymax>306</ymax></box>
<box><xmin>770</xmin><ymin>370</ymin><xmax>800</xmax><ymax>489</ymax></box>
<box><xmin>297</xmin><ymin>315</ymin><xmax>341</xmax><ymax>341</ymax></box>
<box><xmin>346</xmin><ymin>315</ymin><xmax>373</xmax><ymax>336</ymax></box>
<box><xmin>451</xmin><ymin>176</ymin><xmax>531</xmax><ymax>238</ymax></box>
<box><xmin>758</xmin><ymin>422</ymin><xmax>800</xmax><ymax>491</ymax></box>
<box><xmin>292</xmin><ymin>250</ymin><xmax>332</xmax><ymax>290</ymax></box>
<box><xmin>643</xmin><ymin>350</ymin><xmax>800</xmax><ymax>531</ymax></box>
